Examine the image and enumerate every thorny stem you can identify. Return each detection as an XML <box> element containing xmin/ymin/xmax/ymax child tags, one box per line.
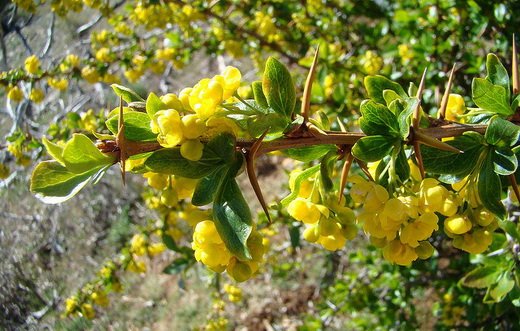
<box><xmin>103</xmin><ymin>122</ymin><xmax>488</xmax><ymax>159</ymax></box>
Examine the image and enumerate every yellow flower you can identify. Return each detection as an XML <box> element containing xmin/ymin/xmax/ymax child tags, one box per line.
<box><xmin>445</xmin><ymin>94</ymin><xmax>466</xmax><ymax>122</ymax></box>
<box><xmin>7</xmin><ymin>85</ymin><xmax>24</xmax><ymax>102</ymax></box>
<box><xmin>130</xmin><ymin>234</ymin><xmax>147</xmax><ymax>256</ymax></box>
<box><xmin>29</xmin><ymin>88</ymin><xmax>44</xmax><ymax>103</ymax></box>
<box><xmin>180</xmin><ymin>139</ymin><xmax>204</xmax><ymax>161</ymax></box>
<box><xmin>47</xmin><ymin>77</ymin><xmax>69</xmax><ymax>91</ymax></box>
<box><xmin>81</xmin><ymin>66</ymin><xmax>100</xmax><ymax>83</ymax></box>
<box><xmin>400</xmin><ymin>212</ymin><xmax>438</xmax><ymax>248</ymax></box>
<box><xmin>95</xmin><ymin>47</ymin><xmax>112</xmax><ymax>63</ymax></box>
<box><xmin>24</xmin><ymin>55</ymin><xmax>40</xmax><ymax>75</ymax></box>
<box><xmin>444</xmin><ymin>215</ymin><xmax>472</xmax><ymax>235</ymax></box>
<box><xmin>151</xmin><ymin>109</ymin><xmax>184</xmax><ymax>148</ymax></box>
<box><xmin>382</xmin><ymin>239</ymin><xmax>418</xmax><ymax>265</ymax></box>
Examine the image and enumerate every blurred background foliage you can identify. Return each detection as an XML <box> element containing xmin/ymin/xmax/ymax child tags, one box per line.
<box><xmin>1</xmin><ymin>0</ymin><xmax>519</xmax><ymax>330</ymax></box>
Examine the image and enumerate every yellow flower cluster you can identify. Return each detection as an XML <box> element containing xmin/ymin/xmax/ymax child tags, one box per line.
<box><xmin>192</xmin><ymin>220</ymin><xmax>268</xmax><ymax>282</ymax></box>
<box><xmin>445</xmin><ymin>94</ymin><xmax>466</xmax><ymax>122</ymax></box>
<box><xmin>150</xmin><ymin>67</ymin><xmax>241</xmax><ymax>161</ymax></box>
<box><xmin>47</xmin><ymin>77</ymin><xmax>69</xmax><ymax>91</ymax></box>
<box><xmin>7</xmin><ymin>85</ymin><xmax>24</xmax><ymax>102</ymax></box>
<box><xmin>351</xmin><ymin>176</ymin><xmax>458</xmax><ymax>265</ymax></box>
<box><xmin>398</xmin><ymin>44</ymin><xmax>414</xmax><ymax>63</ymax></box>
<box><xmin>361</xmin><ymin>51</ymin><xmax>383</xmax><ymax>75</ymax></box>
<box><xmin>254</xmin><ymin>11</ymin><xmax>281</xmax><ymax>43</ymax></box>
<box><xmin>223</xmin><ymin>284</ymin><xmax>242</xmax><ymax>303</ymax></box>
<box><xmin>287</xmin><ymin>170</ymin><xmax>357</xmax><ymax>251</ymax></box>
<box><xmin>24</xmin><ymin>55</ymin><xmax>40</xmax><ymax>75</ymax></box>
<box><xmin>130</xmin><ymin>233</ymin><xmax>166</xmax><ymax>257</ymax></box>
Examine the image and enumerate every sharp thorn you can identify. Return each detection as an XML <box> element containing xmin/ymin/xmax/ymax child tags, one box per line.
<box><xmin>412</xmin><ymin>68</ymin><xmax>428</xmax><ymax>129</ymax></box>
<box><xmin>301</xmin><ymin>45</ymin><xmax>320</xmax><ymax>122</ymax></box>
<box><xmin>247</xmin><ymin>129</ymin><xmax>271</xmax><ymax>223</ymax></box>
<box><xmin>438</xmin><ymin>63</ymin><xmax>456</xmax><ymax>120</ymax></box>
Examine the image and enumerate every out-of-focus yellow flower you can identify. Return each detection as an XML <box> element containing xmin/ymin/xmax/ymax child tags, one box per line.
<box><xmin>24</xmin><ymin>55</ymin><xmax>40</xmax><ymax>75</ymax></box>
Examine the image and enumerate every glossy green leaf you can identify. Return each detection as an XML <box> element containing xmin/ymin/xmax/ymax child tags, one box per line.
<box><xmin>106</xmin><ymin>111</ymin><xmax>157</xmax><ymax>142</ymax></box>
<box><xmin>146</xmin><ymin>92</ymin><xmax>167</xmax><ymax>118</ymax></box>
<box><xmin>359</xmin><ymin>100</ymin><xmax>399</xmax><ymax>136</ymax></box>
<box><xmin>485</xmin><ymin>116</ymin><xmax>520</xmax><ymax>147</ymax></box>
<box><xmin>246</xmin><ymin>113</ymin><xmax>288</xmax><ymax>137</ymax></box>
<box><xmin>422</xmin><ymin>134</ymin><xmax>484</xmax><ymax>178</ymax></box>
<box><xmin>478</xmin><ymin>151</ymin><xmax>506</xmax><ymax>218</ymax></box>
<box><xmin>498</xmin><ymin>219</ymin><xmax>520</xmax><ymax>241</ymax></box>
<box><xmin>395</xmin><ymin>147</ymin><xmax>410</xmax><ymax>182</ymax></box>
<box><xmin>111</xmin><ymin>84</ymin><xmax>144</xmax><ymax>103</ymax></box>
<box><xmin>213</xmin><ymin>171</ymin><xmax>252</xmax><ymax>261</ymax></box>
<box><xmin>282</xmin><ymin>145</ymin><xmax>336</xmax><ymax>162</ymax></box>
<box><xmin>492</xmin><ymin>147</ymin><xmax>517</xmax><ymax>175</ymax></box>
<box><xmin>489</xmin><ymin>272</ymin><xmax>515</xmax><ymax>302</ymax></box>
<box><xmin>252</xmin><ymin>81</ymin><xmax>268</xmax><ymax>108</ymax></box>
<box><xmin>163</xmin><ymin>258</ymin><xmax>193</xmax><ymax>275</ymax></box>
<box><xmin>397</xmin><ymin>97</ymin><xmax>419</xmax><ymax>139</ymax></box>
<box><xmin>262</xmin><ymin>57</ymin><xmax>295</xmax><ymax>117</ymax></box>
<box><xmin>30</xmin><ymin>161</ymin><xmax>101</xmax><ymax>204</ymax></box>
<box><xmin>364</xmin><ymin>75</ymin><xmax>407</xmax><ymax>105</ymax></box>
<box><xmin>62</xmin><ymin>134</ymin><xmax>115</xmax><ymax>173</ymax></box>
<box><xmin>191</xmin><ymin>166</ymin><xmax>226</xmax><ymax>206</ymax></box>
<box><xmin>486</xmin><ymin>53</ymin><xmax>510</xmax><ymax>101</ymax></box>
<box><xmin>145</xmin><ymin>148</ymin><xmax>220</xmax><ymax>178</ymax></box>
<box><xmin>320</xmin><ymin>150</ymin><xmax>338</xmax><ymax>192</ymax></box>
<box><xmin>472</xmin><ymin>78</ymin><xmax>512</xmax><ymax>116</ymax></box>
<box><xmin>205</xmin><ymin>132</ymin><xmax>236</xmax><ymax>161</ymax></box>
<box><xmin>460</xmin><ymin>266</ymin><xmax>502</xmax><ymax>288</ymax></box>
<box><xmin>352</xmin><ymin>135</ymin><xmax>396</xmax><ymax>162</ymax></box>
<box><xmin>42</xmin><ymin>136</ymin><xmax>65</xmax><ymax>166</ymax></box>
<box><xmin>382</xmin><ymin>89</ymin><xmax>402</xmax><ymax>106</ymax></box>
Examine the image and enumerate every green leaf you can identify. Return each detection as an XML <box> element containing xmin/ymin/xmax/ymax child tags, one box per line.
<box><xmin>62</xmin><ymin>134</ymin><xmax>115</xmax><ymax>173</ymax></box>
<box><xmin>111</xmin><ymin>84</ymin><xmax>144</xmax><ymax>103</ymax></box>
<box><xmin>30</xmin><ymin>161</ymin><xmax>101</xmax><ymax>204</ymax></box>
<box><xmin>364</xmin><ymin>75</ymin><xmax>407</xmax><ymax>105</ymax></box>
<box><xmin>511</xmin><ymin>94</ymin><xmax>520</xmax><ymax>111</ymax></box>
<box><xmin>352</xmin><ymin>135</ymin><xmax>396</xmax><ymax>162</ymax></box>
<box><xmin>498</xmin><ymin>219</ymin><xmax>520</xmax><ymax>241</ymax></box>
<box><xmin>489</xmin><ymin>272</ymin><xmax>515</xmax><ymax>302</ymax></box>
<box><xmin>478</xmin><ymin>151</ymin><xmax>506</xmax><ymax>218</ymax></box>
<box><xmin>252</xmin><ymin>81</ymin><xmax>268</xmax><ymax>108</ymax></box>
<box><xmin>492</xmin><ymin>147</ymin><xmax>517</xmax><ymax>175</ymax></box>
<box><xmin>472</xmin><ymin>78</ymin><xmax>512</xmax><ymax>116</ymax></box>
<box><xmin>246</xmin><ymin>113</ymin><xmax>288</xmax><ymax>137</ymax></box>
<box><xmin>145</xmin><ymin>133</ymin><xmax>236</xmax><ymax>178</ymax></box>
<box><xmin>485</xmin><ymin>116</ymin><xmax>520</xmax><ymax>147</ymax></box>
<box><xmin>320</xmin><ymin>150</ymin><xmax>338</xmax><ymax>192</ymax></box>
<box><xmin>106</xmin><ymin>111</ymin><xmax>157</xmax><ymax>142</ymax></box>
<box><xmin>486</xmin><ymin>53</ymin><xmax>510</xmax><ymax>101</ymax></box>
<box><xmin>422</xmin><ymin>134</ymin><xmax>484</xmax><ymax>178</ymax></box>
<box><xmin>282</xmin><ymin>145</ymin><xmax>336</xmax><ymax>162</ymax></box>
<box><xmin>146</xmin><ymin>92</ymin><xmax>167</xmax><ymax>118</ymax></box>
<box><xmin>213</xmin><ymin>173</ymin><xmax>252</xmax><ymax>261</ymax></box>
<box><xmin>163</xmin><ymin>258</ymin><xmax>193</xmax><ymax>275</ymax></box>
<box><xmin>460</xmin><ymin>266</ymin><xmax>501</xmax><ymax>288</ymax></box>
<box><xmin>397</xmin><ymin>97</ymin><xmax>419</xmax><ymax>139</ymax></box>
<box><xmin>262</xmin><ymin>57</ymin><xmax>295</xmax><ymax>117</ymax></box>
<box><xmin>281</xmin><ymin>165</ymin><xmax>320</xmax><ymax>206</ymax></box>
<box><xmin>42</xmin><ymin>136</ymin><xmax>65</xmax><ymax>166</ymax></box>
<box><xmin>395</xmin><ymin>147</ymin><xmax>410</xmax><ymax>182</ymax></box>
<box><xmin>145</xmin><ymin>148</ymin><xmax>220</xmax><ymax>178</ymax></box>
<box><xmin>191</xmin><ymin>167</ymin><xmax>226</xmax><ymax>206</ymax></box>
<box><xmin>382</xmin><ymin>89</ymin><xmax>402</xmax><ymax>106</ymax></box>
<box><xmin>359</xmin><ymin>100</ymin><xmax>400</xmax><ymax>136</ymax></box>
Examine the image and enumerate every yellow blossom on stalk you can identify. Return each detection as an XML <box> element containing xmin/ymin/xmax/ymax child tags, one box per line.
<box><xmin>130</xmin><ymin>234</ymin><xmax>147</xmax><ymax>256</ymax></box>
<box><xmin>362</xmin><ymin>51</ymin><xmax>383</xmax><ymax>75</ymax></box>
<box><xmin>60</xmin><ymin>54</ymin><xmax>80</xmax><ymax>72</ymax></box>
<box><xmin>189</xmin><ymin>78</ymin><xmax>223</xmax><ymax>119</ymax></box>
<box><xmin>445</xmin><ymin>94</ymin><xmax>466</xmax><ymax>122</ymax></box>
<box><xmin>24</xmin><ymin>55</ymin><xmax>40</xmax><ymax>75</ymax></box>
<box><xmin>127</xmin><ymin>259</ymin><xmax>146</xmax><ymax>273</ymax></box>
<box><xmin>223</xmin><ymin>284</ymin><xmax>242</xmax><ymax>302</ymax></box>
<box><xmin>174</xmin><ymin>177</ymin><xmax>198</xmax><ymax>200</ymax></box>
<box><xmin>179</xmin><ymin>88</ymin><xmax>193</xmax><ymax>111</ymax></box>
<box><xmin>382</xmin><ymin>239</ymin><xmax>418</xmax><ymax>266</ymax></box>
<box><xmin>47</xmin><ymin>77</ymin><xmax>68</xmax><ymax>91</ymax></box>
<box><xmin>147</xmin><ymin>242</ymin><xmax>166</xmax><ymax>256</ymax></box>
<box><xmin>81</xmin><ymin>303</ymin><xmax>95</xmax><ymax>319</ymax></box>
<box><xmin>156</xmin><ymin>48</ymin><xmax>176</xmax><ymax>61</ymax></box>
<box><xmin>452</xmin><ymin>229</ymin><xmax>493</xmax><ymax>254</ymax></box>
<box><xmin>90</xmin><ymin>291</ymin><xmax>109</xmax><ymax>307</ymax></box>
<box><xmin>161</xmin><ymin>187</ymin><xmax>178</xmax><ymax>207</ymax></box>
<box><xmin>415</xmin><ymin>241</ymin><xmax>435</xmax><ymax>259</ymax></box>
<box><xmin>7</xmin><ymin>85</ymin><xmax>24</xmax><ymax>102</ymax></box>
<box><xmin>192</xmin><ymin>220</ymin><xmax>232</xmax><ymax>272</ymax></box>
<box><xmin>151</xmin><ymin>109</ymin><xmax>184</xmax><ymax>148</ymax></box>
<box><xmin>398</xmin><ymin>44</ymin><xmax>414</xmax><ymax>63</ymax></box>
<box><xmin>180</xmin><ymin>139</ymin><xmax>204</xmax><ymax>161</ymax></box>
<box><xmin>80</xmin><ymin>109</ymin><xmax>97</xmax><ymax>132</ymax></box>
<box><xmin>124</xmin><ymin>68</ymin><xmax>144</xmax><ymax>83</ymax></box>
<box><xmin>64</xmin><ymin>296</ymin><xmax>78</xmax><ymax>315</ymax></box>
<box><xmin>95</xmin><ymin>47</ymin><xmax>112</xmax><ymax>63</ymax></box>
<box><xmin>205</xmin><ymin>117</ymin><xmax>240</xmax><ymax>137</ymax></box>
<box><xmin>287</xmin><ymin>198</ymin><xmax>322</xmax><ymax>224</ymax></box>
<box><xmin>29</xmin><ymin>88</ymin><xmax>44</xmax><ymax>103</ymax></box>
<box><xmin>444</xmin><ymin>215</ymin><xmax>472</xmax><ymax>235</ymax></box>
<box><xmin>143</xmin><ymin>172</ymin><xmax>169</xmax><ymax>190</ymax></box>
<box><xmin>181</xmin><ymin>114</ymin><xmax>205</xmax><ymax>139</ymax></box>
<box><xmin>81</xmin><ymin>66</ymin><xmax>100</xmax><ymax>83</ymax></box>
<box><xmin>161</xmin><ymin>93</ymin><xmax>184</xmax><ymax>111</ymax></box>
<box><xmin>400</xmin><ymin>212</ymin><xmax>439</xmax><ymax>247</ymax></box>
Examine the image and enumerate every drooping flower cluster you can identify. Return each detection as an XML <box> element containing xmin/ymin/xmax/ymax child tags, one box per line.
<box><xmin>192</xmin><ymin>220</ymin><xmax>268</xmax><ymax>282</ymax></box>
<box><xmin>350</xmin><ymin>176</ymin><xmax>463</xmax><ymax>265</ymax></box>
<box><xmin>287</xmin><ymin>170</ymin><xmax>357</xmax><ymax>251</ymax></box>
<box><xmin>150</xmin><ymin>66</ymin><xmax>242</xmax><ymax>161</ymax></box>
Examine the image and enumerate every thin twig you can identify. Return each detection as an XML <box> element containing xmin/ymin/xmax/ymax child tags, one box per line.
<box><xmin>40</xmin><ymin>13</ymin><xmax>55</xmax><ymax>57</ymax></box>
